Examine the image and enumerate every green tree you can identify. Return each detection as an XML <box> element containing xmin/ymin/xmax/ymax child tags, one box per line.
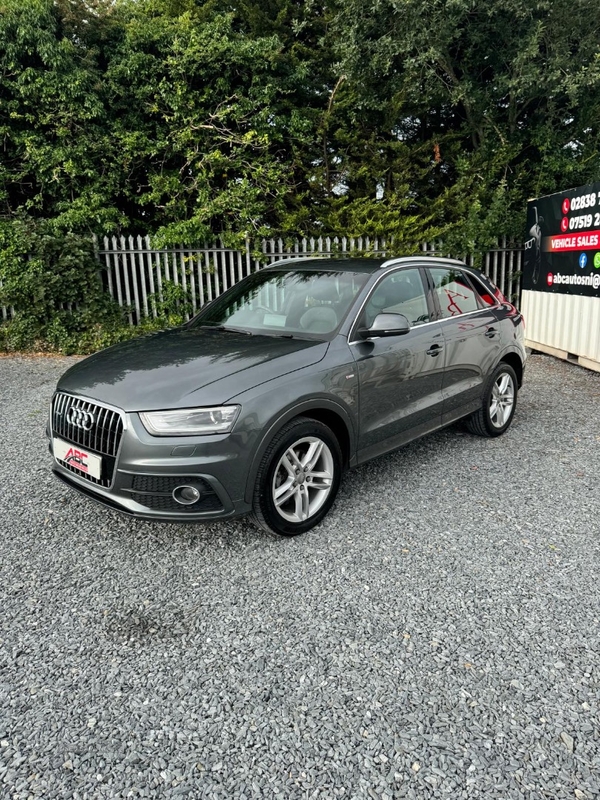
<box><xmin>2</xmin><ymin>0</ymin><xmax>599</xmax><ymax>246</ymax></box>
<box><xmin>0</xmin><ymin>0</ymin><xmax>328</xmax><ymax>240</ymax></box>
<box><xmin>333</xmin><ymin>0</ymin><xmax>600</xmax><ymax>246</ymax></box>
<box><xmin>105</xmin><ymin>1</ymin><xmax>315</xmax><ymax>243</ymax></box>
<box><xmin>0</xmin><ymin>0</ymin><xmax>126</xmax><ymax>231</ymax></box>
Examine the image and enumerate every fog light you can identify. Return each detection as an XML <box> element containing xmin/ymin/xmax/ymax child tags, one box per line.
<box><xmin>172</xmin><ymin>485</ymin><xmax>201</xmax><ymax>505</ymax></box>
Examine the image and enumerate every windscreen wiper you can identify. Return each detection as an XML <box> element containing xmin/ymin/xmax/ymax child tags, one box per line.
<box><xmin>259</xmin><ymin>332</ymin><xmax>317</xmax><ymax>341</ymax></box>
<box><xmin>199</xmin><ymin>325</ymin><xmax>253</xmax><ymax>335</ymax></box>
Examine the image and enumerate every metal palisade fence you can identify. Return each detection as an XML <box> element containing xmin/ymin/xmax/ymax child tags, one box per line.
<box><xmin>93</xmin><ymin>235</ymin><xmax>524</xmax><ymax>326</ymax></box>
<box><xmin>0</xmin><ymin>235</ymin><xmax>524</xmax><ymax>324</ymax></box>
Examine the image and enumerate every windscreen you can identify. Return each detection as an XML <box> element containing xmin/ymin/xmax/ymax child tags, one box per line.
<box><xmin>190</xmin><ymin>269</ymin><xmax>369</xmax><ymax>337</ymax></box>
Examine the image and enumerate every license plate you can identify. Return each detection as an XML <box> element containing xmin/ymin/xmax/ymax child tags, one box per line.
<box><xmin>53</xmin><ymin>437</ymin><xmax>102</xmax><ymax>480</ymax></box>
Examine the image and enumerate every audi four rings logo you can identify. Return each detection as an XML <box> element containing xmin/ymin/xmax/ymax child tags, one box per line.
<box><xmin>66</xmin><ymin>407</ymin><xmax>95</xmax><ymax>430</ymax></box>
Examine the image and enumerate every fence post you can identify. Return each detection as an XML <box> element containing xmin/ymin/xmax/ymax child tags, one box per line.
<box><xmin>136</xmin><ymin>235</ymin><xmax>149</xmax><ymax>318</ymax></box>
<box><xmin>118</xmin><ymin>236</ymin><xmax>133</xmax><ymax>326</ymax></box>
<box><xmin>0</xmin><ymin>276</ymin><xmax>8</xmax><ymax>321</ymax></box>
<box><xmin>245</xmin><ymin>237</ymin><xmax>252</xmax><ymax>275</ymax></box>
<box><xmin>127</xmin><ymin>235</ymin><xmax>142</xmax><ymax>322</ymax></box>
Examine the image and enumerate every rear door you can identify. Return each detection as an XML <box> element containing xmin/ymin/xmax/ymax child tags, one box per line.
<box><xmin>427</xmin><ymin>266</ymin><xmax>502</xmax><ymax>424</ymax></box>
<box><xmin>349</xmin><ymin>267</ymin><xmax>446</xmax><ymax>462</ymax></box>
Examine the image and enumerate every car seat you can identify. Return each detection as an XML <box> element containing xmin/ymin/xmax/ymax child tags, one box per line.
<box><xmin>298</xmin><ymin>282</ymin><xmax>339</xmax><ymax>333</ymax></box>
<box><xmin>299</xmin><ymin>305</ymin><xmax>338</xmax><ymax>333</ymax></box>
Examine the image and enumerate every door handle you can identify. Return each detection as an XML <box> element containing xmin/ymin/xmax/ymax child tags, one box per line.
<box><xmin>426</xmin><ymin>343</ymin><xmax>444</xmax><ymax>356</ymax></box>
<box><xmin>485</xmin><ymin>327</ymin><xmax>498</xmax><ymax>338</ymax></box>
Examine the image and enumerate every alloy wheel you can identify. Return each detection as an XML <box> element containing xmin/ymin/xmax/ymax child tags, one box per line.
<box><xmin>489</xmin><ymin>372</ymin><xmax>515</xmax><ymax>428</ymax></box>
<box><xmin>271</xmin><ymin>436</ymin><xmax>334</xmax><ymax>523</ymax></box>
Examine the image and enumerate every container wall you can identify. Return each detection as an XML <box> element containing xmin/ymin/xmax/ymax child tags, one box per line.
<box><xmin>521</xmin><ymin>290</ymin><xmax>600</xmax><ymax>369</ymax></box>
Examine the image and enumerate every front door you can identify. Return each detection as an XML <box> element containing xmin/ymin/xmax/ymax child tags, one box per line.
<box><xmin>350</xmin><ymin>268</ymin><xmax>446</xmax><ymax>463</ymax></box>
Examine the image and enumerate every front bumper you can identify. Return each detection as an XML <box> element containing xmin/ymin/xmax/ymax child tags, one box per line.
<box><xmin>48</xmin><ymin>398</ymin><xmax>254</xmax><ymax>522</ymax></box>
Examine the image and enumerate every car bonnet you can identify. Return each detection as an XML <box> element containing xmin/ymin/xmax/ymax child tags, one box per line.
<box><xmin>56</xmin><ymin>328</ymin><xmax>329</xmax><ymax>411</ymax></box>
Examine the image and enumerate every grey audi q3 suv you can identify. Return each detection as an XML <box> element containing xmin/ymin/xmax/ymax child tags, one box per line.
<box><xmin>48</xmin><ymin>256</ymin><xmax>526</xmax><ymax>535</ymax></box>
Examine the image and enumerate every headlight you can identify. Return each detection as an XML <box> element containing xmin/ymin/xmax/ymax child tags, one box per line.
<box><xmin>139</xmin><ymin>406</ymin><xmax>240</xmax><ymax>436</ymax></box>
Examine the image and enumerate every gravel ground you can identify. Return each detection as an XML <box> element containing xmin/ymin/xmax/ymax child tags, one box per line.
<box><xmin>0</xmin><ymin>353</ymin><xmax>599</xmax><ymax>800</ymax></box>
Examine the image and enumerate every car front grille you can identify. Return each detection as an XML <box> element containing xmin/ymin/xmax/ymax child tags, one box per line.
<box><xmin>51</xmin><ymin>393</ymin><xmax>124</xmax><ymax>487</ymax></box>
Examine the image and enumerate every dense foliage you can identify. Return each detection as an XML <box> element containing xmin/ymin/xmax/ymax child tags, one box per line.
<box><xmin>2</xmin><ymin>0</ymin><xmax>599</xmax><ymax>243</ymax></box>
<box><xmin>1</xmin><ymin>0</ymin><xmax>599</xmax><ymax>350</ymax></box>
<box><xmin>0</xmin><ymin>215</ymin><xmax>136</xmax><ymax>352</ymax></box>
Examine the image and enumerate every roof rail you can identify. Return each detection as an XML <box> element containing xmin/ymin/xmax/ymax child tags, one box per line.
<box><xmin>379</xmin><ymin>255</ymin><xmax>466</xmax><ymax>269</ymax></box>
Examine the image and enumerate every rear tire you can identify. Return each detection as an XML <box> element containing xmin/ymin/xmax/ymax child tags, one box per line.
<box><xmin>249</xmin><ymin>416</ymin><xmax>342</xmax><ymax>536</ymax></box>
<box><xmin>466</xmin><ymin>363</ymin><xmax>518</xmax><ymax>437</ymax></box>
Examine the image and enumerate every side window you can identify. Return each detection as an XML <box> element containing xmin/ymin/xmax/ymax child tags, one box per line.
<box><xmin>363</xmin><ymin>269</ymin><xmax>430</xmax><ymax>327</ymax></box>
<box><xmin>470</xmin><ymin>274</ymin><xmax>498</xmax><ymax>307</ymax></box>
<box><xmin>429</xmin><ymin>268</ymin><xmax>483</xmax><ymax>318</ymax></box>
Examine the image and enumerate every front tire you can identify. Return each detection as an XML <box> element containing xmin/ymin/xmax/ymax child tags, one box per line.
<box><xmin>466</xmin><ymin>363</ymin><xmax>518</xmax><ymax>437</ymax></box>
<box><xmin>250</xmin><ymin>417</ymin><xmax>342</xmax><ymax>536</ymax></box>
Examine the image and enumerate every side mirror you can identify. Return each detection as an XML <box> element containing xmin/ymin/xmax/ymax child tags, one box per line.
<box><xmin>358</xmin><ymin>312</ymin><xmax>411</xmax><ymax>339</ymax></box>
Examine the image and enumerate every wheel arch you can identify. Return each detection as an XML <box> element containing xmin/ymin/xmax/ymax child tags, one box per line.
<box><xmin>499</xmin><ymin>350</ymin><xmax>524</xmax><ymax>387</ymax></box>
<box><xmin>243</xmin><ymin>400</ymin><xmax>355</xmax><ymax>505</ymax></box>
<box><xmin>299</xmin><ymin>408</ymin><xmax>352</xmax><ymax>469</ymax></box>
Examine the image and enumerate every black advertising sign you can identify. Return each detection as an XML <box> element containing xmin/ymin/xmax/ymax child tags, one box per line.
<box><xmin>523</xmin><ymin>182</ymin><xmax>600</xmax><ymax>297</ymax></box>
